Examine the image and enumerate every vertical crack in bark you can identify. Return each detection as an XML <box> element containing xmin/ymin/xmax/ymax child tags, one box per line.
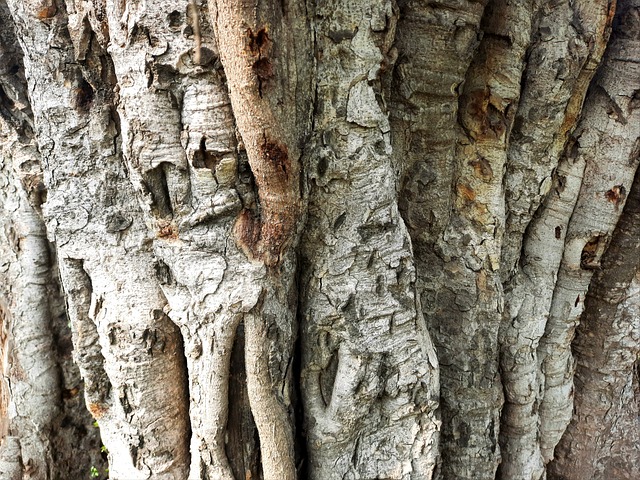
<box><xmin>172</xmin><ymin>319</ymin><xmax>193</xmax><ymax>479</ymax></box>
<box><xmin>226</xmin><ymin>320</ymin><xmax>260</xmax><ymax>480</ymax></box>
<box><xmin>143</xmin><ymin>163</ymin><xmax>175</xmax><ymax>220</ymax></box>
<box><xmin>292</xmin><ymin>275</ymin><xmax>309</xmax><ymax>479</ymax></box>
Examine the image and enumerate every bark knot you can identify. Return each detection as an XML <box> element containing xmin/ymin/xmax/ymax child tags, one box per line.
<box><xmin>259</xmin><ymin>138</ymin><xmax>289</xmax><ymax>180</ymax></box>
<box><xmin>245</xmin><ymin>28</ymin><xmax>274</xmax><ymax>96</ymax></box>
<box><xmin>605</xmin><ymin>185</ymin><xmax>626</xmax><ymax>208</ymax></box>
<box><xmin>246</xmin><ymin>28</ymin><xmax>272</xmax><ymax>56</ymax></box>
<box><xmin>234</xmin><ymin>138</ymin><xmax>297</xmax><ymax>267</ymax></box>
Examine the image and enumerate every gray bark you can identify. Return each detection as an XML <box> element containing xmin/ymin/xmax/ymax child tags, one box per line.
<box><xmin>0</xmin><ymin>0</ymin><xmax>639</xmax><ymax>479</ymax></box>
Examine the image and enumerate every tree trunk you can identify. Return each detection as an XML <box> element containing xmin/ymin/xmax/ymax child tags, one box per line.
<box><xmin>0</xmin><ymin>0</ymin><xmax>638</xmax><ymax>479</ymax></box>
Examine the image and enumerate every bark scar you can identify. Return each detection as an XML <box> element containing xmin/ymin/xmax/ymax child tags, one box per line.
<box><xmin>214</xmin><ymin>5</ymin><xmax>307</xmax><ymax>269</ymax></box>
<box><xmin>246</xmin><ymin>28</ymin><xmax>274</xmax><ymax>97</ymax></box>
<box><xmin>234</xmin><ymin>137</ymin><xmax>298</xmax><ymax>267</ymax></box>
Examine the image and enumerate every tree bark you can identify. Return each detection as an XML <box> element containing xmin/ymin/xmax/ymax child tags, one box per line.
<box><xmin>0</xmin><ymin>0</ymin><xmax>639</xmax><ymax>479</ymax></box>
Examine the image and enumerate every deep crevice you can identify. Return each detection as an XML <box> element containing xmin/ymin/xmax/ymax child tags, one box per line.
<box><xmin>173</xmin><ymin>323</ymin><xmax>192</xmax><ymax>477</ymax></box>
<box><xmin>226</xmin><ymin>321</ymin><xmax>260</xmax><ymax>480</ymax></box>
<box><xmin>143</xmin><ymin>164</ymin><xmax>174</xmax><ymax>219</ymax></box>
<box><xmin>192</xmin><ymin>137</ymin><xmax>218</xmax><ymax>170</ymax></box>
<box><xmin>292</xmin><ymin>257</ymin><xmax>309</xmax><ymax>479</ymax></box>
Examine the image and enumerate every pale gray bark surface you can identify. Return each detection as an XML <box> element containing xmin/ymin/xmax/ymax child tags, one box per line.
<box><xmin>0</xmin><ymin>0</ymin><xmax>639</xmax><ymax>480</ymax></box>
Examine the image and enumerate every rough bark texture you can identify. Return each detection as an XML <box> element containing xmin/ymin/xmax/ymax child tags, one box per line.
<box><xmin>0</xmin><ymin>2</ymin><xmax>105</xmax><ymax>478</ymax></box>
<box><xmin>1</xmin><ymin>0</ymin><xmax>639</xmax><ymax>479</ymax></box>
<box><xmin>300</xmin><ymin>1</ymin><xmax>440</xmax><ymax>478</ymax></box>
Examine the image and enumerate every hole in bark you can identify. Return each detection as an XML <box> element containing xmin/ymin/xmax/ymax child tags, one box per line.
<box><xmin>238</xmin><ymin>150</ymin><xmax>254</xmax><ymax>185</ymax></box>
<box><xmin>333</xmin><ymin>212</ymin><xmax>346</xmax><ymax>230</ymax></box>
<box><xmin>192</xmin><ymin>137</ymin><xmax>218</xmax><ymax>170</ymax></box>
<box><xmin>605</xmin><ymin>184</ymin><xmax>626</xmax><ymax>208</ymax></box>
<box><xmin>153</xmin><ymin>259</ymin><xmax>173</xmax><ymax>285</ymax></box>
<box><xmin>327</xmin><ymin>27</ymin><xmax>357</xmax><ymax>43</ymax></box>
<box><xmin>167</xmin><ymin>10</ymin><xmax>182</xmax><ymax>28</ymax></box>
<box><xmin>630</xmin><ymin>90</ymin><xmax>640</xmax><ymax>111</ymax></box>
<box><xmin>581</xmin><ymin>235</ymin><xmax>607</xmax><ymax>270</ymax></box>
<box><xmin>320</xmin><ymin>350</ymin><xmax>339</xmax><ymax>407</ymax></box>
<box><xmin>74</xmin><ymin>77</ymin><xmax>94</xmax><ymax>111</ymax></box>
<box><xmin>253</xmin><ymin>57</ymin><xmax>273</xmax><ymax>80</ymax></box>
<box><xmin>317</xmin><ymin>155</ymin><xmax>328</xmax><ymax>177</ymax></box>
<box><xmin>119</xmin><ymin>386</ymin><xmax>133</xmax><ymax>416</ymax></box>
<box><xmin>253</xmin><ymin>57</ymin><xmax>274</xmax><ymax>96</ymax></box>
<box><xmin>226</xmin><ymin>321</ymin><xmax>260</xmax><ymax>480</ymax></box>
<box><xmin>487</xmin><ymin>102</ymin><xmax>506</xmax><ymax>137</ymax></box>
<box><xmin>457</xmin><ymin>421</ymin><xmax>471</xmax><ymax>447</ymax></box>
<box><xmin>555</xmin><ymin>174</ymin><xmax>567</xmax><ymax>195</ymax></box>
<box><xmin>142</xmin><ymin>164</ymin><xmax>174</xmax><ymax>219</ymax></box>
<box><xmin>0</xmin><ymin>85</ymin><xmax>15</xmax><ymax>111</ymax></box>
<box><xmin>246</xmin><ymin>28</ymin><xmax>271</xmax><ymax>55</ymax></box>
<box><xmin>555</xmin><ymin>226</ymin><xmax>562</xmax><ymax>239</ymax></box>
<box><xmin>145</xmin><ymin>63</ymin><xmax>155</xmax><ymax>88</ymax></box>
<box><xmin>357</xmin><ymin>221</ymin><xmax>395</xmax><ymax>242</ymax></box>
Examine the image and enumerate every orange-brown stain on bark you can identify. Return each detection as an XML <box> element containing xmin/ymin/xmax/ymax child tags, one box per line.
<box><xmin>234</xmin><ymin>138</ymin><xmax>297</xmax><ymax>267</ymax></box>
<box><xmin>36</xmin><ymin>5</ymin><xmax>56</xmax><ymax>19</ymax></box>
<box><xmin>469</xmin><ymin>157</ymin><xmax>493</xmax><ymax>182</ymax></box>
<box><xmin>259</xmin><ymin>139</ymin><xmax>289</xmax><ymax>181</ymax></box>
<box><xmin>605</xmin><ymin>184</ymin><xmax>626</xmax><ymax>208</ymax></box>
<box><xmin>157</xmin><ymin>222</ymin><xmax>178</xmax><ymax>239</ymax></box>
<box><xmin>581</xmin><ymin>235</ymin><xmax>607</xmax><ymax>270</ymax></box>
<box><xmin>88</xmin><ymin>402</ymin><xmax>108</xmax><ymax>419</ymax></box>
<box><xmin>462</xmin><ymin>89</ymin><xmax>508</xmax><ymax>140</ymax></box>
<box><xmin>457</xmin><ymin>183</ymin><xmax>476</xmax><ymax>202</ymax></box>
<box><xmin>234</xmin><ymin>209</ymin><xmax>261</xmax><ymax>258</ymax></box>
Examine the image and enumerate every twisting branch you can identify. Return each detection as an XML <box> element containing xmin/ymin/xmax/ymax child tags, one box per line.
<box><xmin>211</xmin><ymin>0</ymin><xmax>312</xmax><ymax>267</ymax></box>
<box><xmin>209</xmin><ymin>1</ymin><xmax>313</xmax><ymax>479</ymax></box>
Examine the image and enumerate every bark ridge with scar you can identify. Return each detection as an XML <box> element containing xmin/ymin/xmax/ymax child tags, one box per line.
<box><xmin>211</xmin><ymin>2</ymin><xmax>313</xmax><ymax>479</ymax></box>
<box><xmin>213</xmin><ymin>1</ymin><xmax>311</xmax><ymax>267</ymax></box>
